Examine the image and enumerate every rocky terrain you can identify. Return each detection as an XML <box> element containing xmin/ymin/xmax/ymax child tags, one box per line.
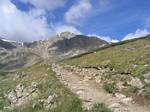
<box><xmin>0</xmin><ymin>33</ymin><xmax>150</xmax><ymax>112</ymax></box>
<box><xmin>0</xmin><ymin>32</ymin><xmax>107</xmax><ymax>70</ymax></box>
<box><xmin>52</xmin><ymin>63</ymin><xmax>150</xmax><ymax>112</ymax></box>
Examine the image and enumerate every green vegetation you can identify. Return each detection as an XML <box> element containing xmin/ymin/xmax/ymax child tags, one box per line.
<box><xmin>103</xmin><ymin>82</ymin><xmax>118</xmax><ymax>94</ymax></box>
<box><xmin>64</xmin><ymin>36</ymin><xmax>150</xmax><ymax>77</ymax></box>
<box><xmin>0</xmin><ymin>63</ymin><xmax>84</xmax><ymax>112</ymax></box>
<box><xmin>88</xmin><ymin>103</ymin><xmax>113</xmax><ymax>112</ymax></box>
<box><xmin>63</xmin><ymin>36</ymin><xmax>150</xmax><ymax>103</ymax></box>
<box><xmin>104</xmin><ymin>82</ymin><xmax>118</xmax><ymax>94</ymax></box>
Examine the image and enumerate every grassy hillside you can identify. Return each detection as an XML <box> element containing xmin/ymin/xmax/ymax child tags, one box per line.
<box><xmin>65</xmin><ymin>36</ymin><xmax>150</xmax><ymax>77</ymax></box>
<box><xmin>63</xmin><ymin>36</ymin><xmax>150</xmax><ymax>105</ymax></box>
<box><xmin>0</xmin><ymin>63</ymin><xmax>83</xmax><ymax>112</ymax></box>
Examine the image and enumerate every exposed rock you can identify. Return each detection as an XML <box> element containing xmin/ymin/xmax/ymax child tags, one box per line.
<box><xmin>121</xmin><ymin>97</ymin><xmax>133</xmax><ymax>105</ymax></box>
<box><xmin>8</xmin><ymin>90</ymin><xmax>18</xmax><ymax>105</ymax></box>
<box><xmin>144</xmin><ymin>73</ymin><xmax>150</xmax><ymax>84</ymax></box>
<box><xmin>15</xmin><ymin>84</ymin><xmax>24</xmax><ymax>98</ymax></box>
<box><xmin>49</xmin><ymin>34</ymin><xmax>108</xmax><ymax>57</ymax></box>
<box><xmin>116</xmin><ymin>82</ymin><xmax>125</xmax><ymax>92</ymax></box>
<box><xmin>44</xmin><ymin>94</ymin><xmax>57</xmax><ymax>108</ymax></box>
<box><xmin>95</xmin><ymin>76</ymin><xmax>101</xmax><ymax>83</ymax></box>
<box><xmin>17</xmin><ymin>72</ymin><xmax>27</xmax><ymax>78</ymax></box>
<box><xmin>47</xmin><ymin>95</ymin><xmax>55</xmax><ymax>104</ymax></box>
<box><xmin>30</xmin><ymin>82</ymin><xmax>38</xmax><ymax>93</ymax></box>
<box><xmin>128</xmin><ymin>77</ymin><xmax>144</xmax><ymax>89</ymax></box>
<box><xmin>7</xmin><ymin>82</ymin><xmax>39</xmax><ymax>106</ymax></box>
<box><xmin>115</xmin><ymin>93</ymin><xmax>126</xmax><ymax>99</ymax></box>
<box><xmin>109</xmin><ymin>103</ymin><xmax>120</xmax><ymax>108</ymax></box>
<box><xmin>83</xmin><ymin>76</ymin><xmax>93</xmax><ymax>81</ymax></box>
<box><xmin>76</xmin><ymin>90</ymin><xmax>85</xmax><ymax>96</ymax></box>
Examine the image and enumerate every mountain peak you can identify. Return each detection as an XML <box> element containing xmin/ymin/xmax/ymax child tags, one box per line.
<box><xmin>59</xmin><ymin>31</ymin><xmax>76</xmax><ymax>39</ymax></box>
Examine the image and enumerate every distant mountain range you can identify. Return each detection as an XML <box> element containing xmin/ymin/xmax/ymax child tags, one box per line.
<box><xmin>0</xmin><ymin>32</ymin><xmax>108</xmax><ymax>69</ymax></box>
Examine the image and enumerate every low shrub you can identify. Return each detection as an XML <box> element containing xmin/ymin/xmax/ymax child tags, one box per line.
<box><xmin>104</xmin><ymin>82</ymin><xmax>118</xmax><ymax>94</ymax></box>
<box><xmin>88</xmin><ymin>103</ymin><xmax>113</xmax><ymax>112</ymax></box>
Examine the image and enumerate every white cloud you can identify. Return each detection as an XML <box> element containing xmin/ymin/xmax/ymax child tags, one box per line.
<box><xmin>54</xmin><ymin>25</ymin><xmax>81</xmax><ymax>34</ymax></box>
<box><xmin>122</xmin><ymin>29</ymin><xmax>150</xmax><ymax>41</ymax></box>
<box><xmin>110</xmin><ymin>39</ymin><xmax>120</xmax><ymax>43</ymax></box>
<box><xmin>20</xmin><ymin>0</ymin><xmax>66</xmax><ymax>11</ymax></box>
<box><xmin>88</xmin><ymin>34</ymin><xmax>119</xmax><ymax>43</ymax></box>
<box><xmin>65</xmin><ymin>0</ymin><xmax>92</xmax><ymax>24</ymax></box>
<box><xmin>0</xmin><ymin>0</ymin><xmax>52</xmax><ymax>42</ymax></box>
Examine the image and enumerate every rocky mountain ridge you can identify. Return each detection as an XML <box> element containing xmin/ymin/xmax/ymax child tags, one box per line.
<box><xmin>0</xmin><ymin>32</ymin><xmax>108</xmax><ymax>70</ymax></box>
<box><xmin>0</xmin><ymin>34</ymin><xmax>149</xmax><ymax>112</ymax></box>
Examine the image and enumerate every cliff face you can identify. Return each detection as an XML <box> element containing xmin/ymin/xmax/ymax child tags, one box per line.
<box><xmin>49</xmin><ymin>35</ymin><xmax>107</xmax><ymax>57</ymax></box>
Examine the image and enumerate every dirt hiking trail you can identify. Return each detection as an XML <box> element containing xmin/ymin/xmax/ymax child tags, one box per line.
<box><xmin>52</xmin><ymin>64</ymin><xmax>150</xmax><ymax>112</ymax></box>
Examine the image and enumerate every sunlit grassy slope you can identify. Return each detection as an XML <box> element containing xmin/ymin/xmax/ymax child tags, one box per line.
<box><xmin>0</xmin><ymin>63</ymin><xmax>83</xmax><ymax>112</ymax></box>
<box><xmin>64</xmin><ymin>36</ymin><xmax>150</xmax><ymax>77</ymax></box>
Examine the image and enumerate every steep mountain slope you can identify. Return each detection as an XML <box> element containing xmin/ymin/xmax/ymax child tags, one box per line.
<box><xmin>23</xmin><ymin>32</ymin><xmax>108</xmax><ymax>59</ymax></box>
<box><xmin>0</xmin><ymin>63</ymin><xmax>83</xmax><ymax>112</ymax></box>
<box><xmin>65</xmin><ymin>36</ymin><xmax>150</xmax><ymax>76</ymax></box>
<box><xmin>0</xmin><ymin>40</ymin><xmax>17</xmax><ymax>50</ymax></box>
<box><xmin>49</xmin><ymin>35</ymin><xmax>107</xmax><ymax>57</ymax></box>
<box><xmin>63</xmin><ymin>36</ymin><xmax>150</xmax><ymax>106</ymax></box>
<box><xmin>0</xmin><ymin>32</ymin><xmax>108</xmax><ymax>70</ymax></box>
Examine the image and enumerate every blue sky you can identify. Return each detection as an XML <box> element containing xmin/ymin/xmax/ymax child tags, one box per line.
<box><xmin>0</xmin><ymin>0</ymin><xmax>150</xmax><ymax>42</ymax></box>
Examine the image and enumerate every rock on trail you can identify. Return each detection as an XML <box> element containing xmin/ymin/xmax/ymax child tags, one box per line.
<box><xmin>52</xmin><ymin>63</ymin><xmax>150</xmax><ymax>112</ymax></box>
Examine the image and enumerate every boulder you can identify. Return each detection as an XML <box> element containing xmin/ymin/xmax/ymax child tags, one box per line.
<box><xmin>121</xmin><ymin>97</ymin><xmax>133</xmax><ymax>105</ymax></box>
<box><xmin>128</xmin><ymin>77</ymin><xmax>144</xmax><ymax>89</ymax></box>
<box><xmin>95</xmin><ymin>76</ymin><xmax>101</xmax><ymax>83</ymax></box>
<box><xmin>115</xmin><ymin>93</ymin><xmax>126</xmax><ymax>99</ymax></box>
<box><xmin>16</xmin><ymin>84</ymin><xmax>24</xmax><ymax>98</ymax></box>
<box><xmin>144</xmin><ymin>73</ymin><xmax>150</xmax><ymax>84</ymax></box>
<box><xmin>109</xmin><ymin>103</ymin><xmax>120</xmax><ymax>108</ymax></box>
<box><xmin>8</xmin><ymin>90</ymin><xmax>18</xmax><ymax>104</ymax></box>
<box><xmin>83</xmin><ymin>76</ymin><xmax>92</xmax><ymax>81</ymax></box>
<box><xmin>44</xmin><ymin>94</ymin><xmax>57</xmax><ymax>108</ymax></box>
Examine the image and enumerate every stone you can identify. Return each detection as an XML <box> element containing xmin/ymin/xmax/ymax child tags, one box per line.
<box><xmin>144</xmin><ymin>79</ymin><xmax>150</xmax><ymax>84</ymax></box>
<box><xmin>83</xmin><ymin>76</ymin><xmax>92</xmax><ymax>81</ymax></box>
<box><xmin>47</xmin><ymin>95</ymin><xmax>55</xmax><ymax>104</ymax></box>
<box><xmin>128</xmin><ymin>77</ymin><xmax>144</xmax><ymax>89</ymax></box>
<box><xmin>30</xmin><ymin>82</ymin><xmax>38</xmax><ymax>93</ymax></box>
<box><xmin>115</xmin><ymin>93</ymin><xmax>126</xmax><ymax>99</ymax></box>
<box><xmin>43</xmin><ymin>94</ymin><xmax>57</xmax><ymax>109</ymax></box>
<box><xmin>8</xmin><ymin>90</ymin><xmax>18</xmax><ymax>104</ymax></box>
<box><xmin>16</xmin><ymin>84</ymin><xmax>24</xmax><ymax>98</ymax></box>
<box><xmin>76</xmin><ymin>90</ymin><xmax>84</xmax><ymax>96</ymax></box>
<box><xmin>121</xmin><ymin>97</ymin><xmax>133</xmax><ymax>105</ymax></box>
<box><xmin>144</xmin><ymin>73</ymin><xmax>150</xmax><ymax>84</ymax></box>
<box><xmin>16</xmin><ymin>72</ymin><xmax>27</xmax><ymax>78</ymax></box>
<box><xmin>95</xmin><ymin>76</ymin><xmax>101</xmax><ymax>83</ymax></box>
<box><xmin>7</xmin><ymin>82</ymin><xmax>39</xmax><ymax>106</ymax></box>
<box><xmin>116</xmin><ymin>82</ymin><xmax>124</xmax><ymax>92</ymax></box>
<box><xmin>109</xmin><ymin>103</ymin><xmax>120</xmax><ymax>108</ymax></box>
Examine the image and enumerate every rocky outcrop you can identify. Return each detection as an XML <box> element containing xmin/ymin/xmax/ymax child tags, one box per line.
<box><xmin>0</xmin><ymin>32</ymin><xmax>108</xmax><ymax>70</ymax></box>
<box><xmin>32</xmin><ymin>93</ymin><xmax>57</xmax><ymax>109</ymax></box>
<box><xmin>8</xmin><ymin>82</ymin><xmax>39</xmax><ymax>106</ymax></box>
<box><xmin>127</xmin><ymin>77</ymin><xmax>144</xmax><ymax>89</ymax></box>
<box><xmin>49</xmin><ymin>34</ymin><xmax>108</xmax><ymax>57</ymax></box>
<box><xmin>144</xmin><ymin>73</ymin><xmax>150</xmax><ymax>84</ymax></box>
